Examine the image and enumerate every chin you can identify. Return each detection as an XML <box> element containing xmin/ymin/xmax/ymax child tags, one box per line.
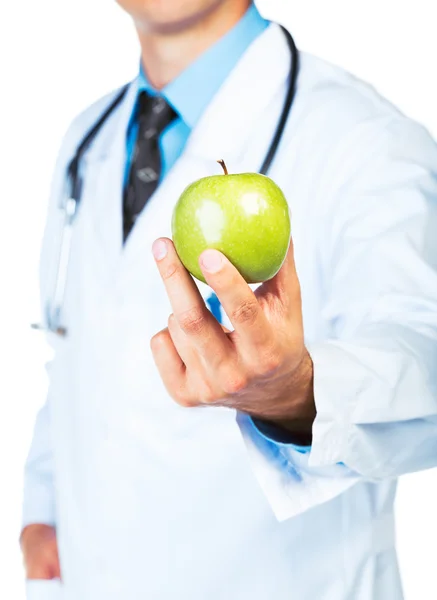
<box><xmin>117</xmin><ymin>0</ymin><xmax>229</xmax><ymax>34</ymax></box>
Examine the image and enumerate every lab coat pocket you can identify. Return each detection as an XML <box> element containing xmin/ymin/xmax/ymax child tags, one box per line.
<box><xmin>26</xmin><ymin>580</ymin><xmax>63</xmax><ymax>600</ymax></box>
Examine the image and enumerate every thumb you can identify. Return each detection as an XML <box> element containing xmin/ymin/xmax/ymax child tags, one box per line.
<box><xmin>257</xmin><ymin>237</ymin><xmax>301</xmax><ymax>315</ymax></box>
<box><xmin>49</xmin><ymin>550</ymin><xmax>61</xmax><ymax>580</ymax></box>
<box><xmin>46</xmin><ymin>536</ymin><xmax>61</xmax><ymax>579</ymax></box>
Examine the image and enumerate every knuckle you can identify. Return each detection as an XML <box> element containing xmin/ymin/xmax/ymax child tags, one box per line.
<box><xmin>150</xmin><ymin>328</ymin><xmax>168</xmax><ymax>352</ymax></box>
<box><xmin>161</xmin><ymin>260</ymin><xmax>180</xmax><ymax>281</ymax></box>
<box><xmin>222</xmin><ymin>374</ymin><xmax>248</xmax><ymax>395</ymax></box>
<box><xmin>202</xmin><ymin>393</ymin><xmax>216</xmax><ymax>405</ymax></box>
<box><xmin>167</xmin><ymin>314</ymin><xmax>177</xmax><ymax>334</ymax></box>
<box><xmin>175</xmin><ymin>397</ymin><xmax>191</xmax><ymax>408</ymax></box>
<box><xmin>172</xmin><ymin>383</ymin><xmax>196</xmax><ymax>408</ymax></box>
<box><xmin>231</xmin><ymin>299</ymin><xmax>259</xmax><ymax>326</ymax></box>
<box><xmin>199</xmin><ymin>385</ymin><xmax>217</xmax><ymax>405</ymax></box>
<box><xmin>257</xmin><ymin>351</ymin><xmax>282</xmax><ymax>375</ymax></box>
<box><xmin>173</xmin><ymin>388</ymin><xmax>191</xmax><ymax>407</ymax></box>
<box><xmin>178</xmin><ymin>306</ymin><xmax>206</xmax><ymax>336</ymax></box>
<box><xmin>287</xmin><ymin>278</ymin><xmax>302</xmax><ymax>307</ymax></box>
<box><xmin>290</xmin><ymin>287</ymin><xmax>302</xmax><ymax>311</ymax></box>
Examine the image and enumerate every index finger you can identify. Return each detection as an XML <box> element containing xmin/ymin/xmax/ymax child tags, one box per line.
<box><xmin>259</xmin><ymin>238</ymin><xmax>301</xmax><ymax>318</ymax></box>
<box><xmin>152</xmin><ymin>238</ymin><xmax>233</xmax><ymax>367</ymax></box>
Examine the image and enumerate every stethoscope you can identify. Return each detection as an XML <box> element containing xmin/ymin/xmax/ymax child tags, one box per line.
<box><xmin>32</xmin><ymin>26</ymin><xmax>299</xmax><ymax>337</ymax></box>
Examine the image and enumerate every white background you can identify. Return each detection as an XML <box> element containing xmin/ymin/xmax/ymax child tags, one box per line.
<box><xmin>0</xmin><ymin>0</ymin><xmax>436</xmax><ymax>598</ymax></box>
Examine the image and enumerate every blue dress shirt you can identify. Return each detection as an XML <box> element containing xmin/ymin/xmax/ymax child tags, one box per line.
<box><xmin>125</xmin><ymin>3</ymin><xmax>269</xmax><ymax>185</ymax></box>
<box><xmin>124</xmin><ymin>5</ymin><xmax>309</xmax><ymax>452</ymax></box>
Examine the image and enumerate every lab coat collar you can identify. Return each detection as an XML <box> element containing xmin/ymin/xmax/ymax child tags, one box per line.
<box><xmin>83</xmin><ymin>23</ymin><xmax>290</xmax><ymax>167</ymax></box>
<box><xmin>84</xmin><ymin>80</ymin><xmax>139</xmax><ymax>164</ymax></box>
<box><xmin>119</xmin><ymin>24</ymin><xmax>293</xmax><ymax>264</ymax></box>
<box><xmin>183</xmin><ymin>23</ymin><xmax>291</xmax><ymax>163</ymax></box>
<box><xmin>133</xmin><ymin>3</ymin><xmax>269</xmax><ymax>130</ymax></box>
<box><xmin>162</xmin><ymin>3</ymin><xmax>269</xmax><ymax>129</ymax></box>
<box><xmin>80</xmin><ymin>82</ymin><xmax>138</xmax><ymax>255</ymax></box>
<box><xmin>80</xmin><ymin>24</ymin><xmax>292</xmax><ymax>262</ymax></box>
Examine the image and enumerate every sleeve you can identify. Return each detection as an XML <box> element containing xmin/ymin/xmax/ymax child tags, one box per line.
<box><xmin>21</xmin><ymin>151</ymin><xmax>64</xmax><ymax>530</ymax></box>
<box><xmin>250</xmin><ymin>417</ymin><xmax>311</xmax><ymax>451</ymax></box>
<box><xmin>21</xmin><ymin>120</ymin><xmax>79</xmax><ymax>530</ymax></box>
<box><xmin>21</xmin><ymin>86</ymin><xmax>130</xmax><ymax>531</ymax></box>
<box><xmin>22</xmin><ymin>400</ymin><xmax>56</xmax><ymax>528</ymax></box>
<box><xmin>237</xmin><ymin>116</ymin><xmax>437</xmax><ymax>521</ymax></box>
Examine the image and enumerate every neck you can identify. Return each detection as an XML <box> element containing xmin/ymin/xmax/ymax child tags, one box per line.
<box><xmin>135</xmin><ymin>0</ymin><xmax>251</xmax><ymax>90</ymax></box>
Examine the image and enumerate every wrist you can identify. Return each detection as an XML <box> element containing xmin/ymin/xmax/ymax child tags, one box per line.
<box><xmin>252</xmin><ymin>416</ymin><xmax>313</xmax><ymax>446</ymax></box>
<box><xmin>253</xmin><ymin>350</ymin><xmax>315</xmax><ymax>444</ymax></box>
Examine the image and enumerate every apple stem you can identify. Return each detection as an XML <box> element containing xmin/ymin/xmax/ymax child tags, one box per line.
<box><xmin>217</xmin><ymin>159</ymin><xmax>229</xmax><ymax>175</ymax></box>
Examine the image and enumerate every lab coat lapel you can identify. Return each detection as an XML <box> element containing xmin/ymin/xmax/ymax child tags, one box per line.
<box><xmin>122</xmin><ymin>24</ymin><xmax>292</xmax><ymax>264</ymax></box>
<box><xmin>120</xmin><ymin>155</ymin><xmax>212</xmax><ymax>284</ymax></box>
<box><xmin>80</xmin><ymin>82</ymin><xmax>138</xmax><ymax>268</ymax></box>
<box><xmin>185</xmin><ymin>23</ymin><xmax>291</xmax><ymax>165</ymax></box>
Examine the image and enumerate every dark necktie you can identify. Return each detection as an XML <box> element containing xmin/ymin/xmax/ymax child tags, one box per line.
<box><xmin>123</xmin><ymin>91</ymin><xmax>177</xmax><ymax>241</ymax></box>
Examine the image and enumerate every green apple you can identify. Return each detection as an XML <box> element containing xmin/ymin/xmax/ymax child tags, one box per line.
<box><xmin>171</xmin><ymin>161</ymin><xmax>291</xmax><ymax>284</ymax></box>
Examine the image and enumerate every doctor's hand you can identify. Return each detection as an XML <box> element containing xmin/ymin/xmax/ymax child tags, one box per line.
<box><xmin>151</xmin><ymin>238</ymin><xmax>315</xmax><ymax>442</ymax></box>
<box><xmin>21</xmin><ymin>524</ymin><xmax>61</xmax><ymax>580</ymax></box>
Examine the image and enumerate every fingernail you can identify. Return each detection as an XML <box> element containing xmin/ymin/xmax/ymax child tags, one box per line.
<box><xmin>152</xmin><ymin>239</ymin><xmax>167</xmax><ymax>261</ymax></box>
<box><xmin>200</xmin><ymin>249</ymin><xmax>223</xmax><ymax>274</ymax></box>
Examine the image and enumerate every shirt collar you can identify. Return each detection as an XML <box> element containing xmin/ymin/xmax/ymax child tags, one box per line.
<box><xmin>137</xmin><ymin>3</ymin><xmax>269</xmax><ymax>130</ymax></box>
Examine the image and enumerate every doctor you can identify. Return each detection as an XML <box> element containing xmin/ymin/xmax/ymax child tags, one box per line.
<box><xmin>21</xmin><ymin>0</ymin><xmax>437</xmax><ymax>599</ymax></box>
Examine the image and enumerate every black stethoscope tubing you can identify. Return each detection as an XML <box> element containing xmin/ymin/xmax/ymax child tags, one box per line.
<box><xmin>260</xmin><ymin>27</ymin><xmax>299</xmax><ymax>175</ymax></box>
<box><xmin>68</xmin><ymin>26</ymin><xmax>298</xmax><ymax>206</ymax></box>
<box><xmin>32</xmin><ymin>26</ymin><xmax>299</xmax><ymax>336</ymax></box>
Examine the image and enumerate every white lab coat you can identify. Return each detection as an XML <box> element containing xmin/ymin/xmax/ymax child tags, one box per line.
<box><xmin>23</xmin><ymin>24</ymin><xmax>437</xmax><ymax>600</ymax></box>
